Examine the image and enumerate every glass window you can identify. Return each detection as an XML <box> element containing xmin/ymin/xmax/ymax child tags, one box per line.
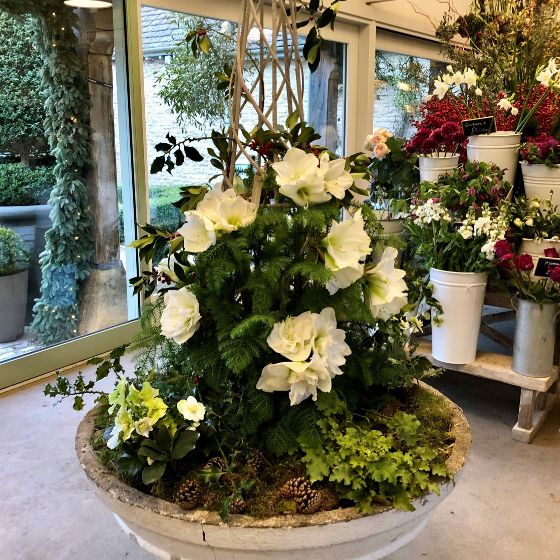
<box><xmin>374</xmin><ymin>50</ymin><xmax>445</xmax><ymax>138</ymax></box>
<box><xmin>0</xmin><ymin>2</ymin><xmax>138</xmax><ymax>364</ymax></box>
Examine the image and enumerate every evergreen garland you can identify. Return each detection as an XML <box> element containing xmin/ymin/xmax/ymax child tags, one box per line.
<box><xmin>0</xmin><ymin>0</ymin><xmax>92</xmax><ymax>343</ymax></box>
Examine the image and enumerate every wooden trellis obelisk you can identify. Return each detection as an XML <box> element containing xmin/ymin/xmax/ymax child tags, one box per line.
<box><xmin>226</xmin><ymin>0</ymin><xmax>306</xmax><ymax>203</ymax></box>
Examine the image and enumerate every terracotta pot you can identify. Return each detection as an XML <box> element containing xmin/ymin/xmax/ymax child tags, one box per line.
<box><xmin>76</xmin><ymin>385</ymin><xmax>471</xmax><ymax>560</ymax></box>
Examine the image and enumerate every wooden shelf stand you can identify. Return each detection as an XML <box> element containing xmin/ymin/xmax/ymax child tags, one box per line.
<box><xmin>415</xmin><ymin>340</ymin><xmax>559</xmax><ymax>443</ymax></box>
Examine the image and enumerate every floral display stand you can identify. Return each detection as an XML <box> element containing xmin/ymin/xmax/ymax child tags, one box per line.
<box><xmin>416</xmin><ymin>290</ymin><xmax>560</xmax><ymax>444</ymax></box>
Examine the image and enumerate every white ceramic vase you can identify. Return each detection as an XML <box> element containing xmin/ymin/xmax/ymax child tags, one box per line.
<box><xmin>418</xmin><ymin>154</ymin><xmax>460</xmax><ymax>183</ymax></box>
<box><xmin>467</xmin><ymin>131</ymin><xmax>521</xmax><ymax>185</ymax></box>
<box><xmin>430</xmin><ymin>268</ymin><xmax>488</xmax><ymax>364</ymax></box>
<box><xmin>521</xmin><ymin>162</ymin><xmax>560</xmax><ymax>208</ymax></box>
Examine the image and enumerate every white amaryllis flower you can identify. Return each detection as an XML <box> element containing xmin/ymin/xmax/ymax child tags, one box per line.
<box><xmin>349</xmin><ymin>174</ymin><xmax>372</xmax><ymax>204</ymax></box>
<box><xmin>462</xmin><ymin>68</ymin><xmax>478</xmax><ymax>88</ymax></box>
<box><xmin>319</xmin><ymin>153</ymin><xmax>354</xmax><ymax>199</ymax></box>
<box><xmin>177</xmin><ymin>396</ymin><xmax>206</xmax><ymax>422</ymax></box>
<box><xmin>273</xmin><ymin>148</ymin><xmax>330</xmax><ymax>207</ymax></box>
<box><xmin>312</xmin><ymin>307</ymin><xmax>351</xmax><ymax>377</ymax></box>
<box><xmin>364</xmin><ymin>247</ymin><xmax>408</xmax><ymax>321</ymax></box>
<box><xmin>194</xmin><ymin>188</ymin><xmax>257</xmax><ymax>233</ymax></box>
<box><xmin>433</xmin><ymin>79</ymin><xmax>450</xmax><ymax>99</ymax></box>
<box><xmin>178</xmin><ymin>213</ymin><xmax>217</xmax><ymax>253</ymax></box>
<box><xmin>326</xmin><ymin>263</ymin><xmax>364</xmax><ymax>295</ymax></box>
<box><xmin>256</xmin><ymin>353</ymin><xmax>332</xmax><ymax>406</ymax></box>
<box><xmin>160</xmin><ymin>287</ymin><xmax>201</xmax><ymax>344</ymax></box>
<box><xmin>156</xmin><ymin>254</ymin><xmax>182</xmax><ymax>283</ymax></box>
<box><xmin>323</xmin><ymin>208</ymin><xmax>372</xmax><ymax>273</ymax></box>
<box><xmin>267</xmin><ymin>311</ymin><xmax>316</xmax><ymax>361</ymax></box>
<box><xmin>497</xmin><ymin>98</ymin><xmax>513</xmax><ymax>111</ymax></box>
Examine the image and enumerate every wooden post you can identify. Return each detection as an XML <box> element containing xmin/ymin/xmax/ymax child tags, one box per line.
<box><xmin>76</xmin><ymin>8</ymin><xmax>127</xmax><ymax>335</ymax></box>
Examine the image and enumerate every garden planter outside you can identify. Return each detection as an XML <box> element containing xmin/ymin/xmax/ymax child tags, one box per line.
<box><xmin>418</xmin><ymin>154</ymin><xmax>460</xmax><ymax>183</ymax></box>
<box><xmin>76</xmin><ymin>385</ymin><xmax>471</xmax><ymax>560</ymax></box>
<box><xmin>467</xmin><ymin>132</ymin><xmax>521</xmax><ymax>185</ymax></box>
<box><xmin>430</xmin><ymin>268</ymin><xmax>488</xmax><ymax>364</ymax></box>
<box><xmin>0</xmin><ymin>269</ymin><xmax>28</xmax><ymax>342</ymax></box>
<box><xmin>521</xmin><ymin>162</ymin><xmax>560</xmax><ymax>208</ymax></box>
<box><xmin>512</xmin><ymin>299</ymin><xmax>559</xmax><ymax>377</ymax></box>
<box><xmin>0</xmin><ymin>204</ymin><xmax>52</xmax><ymax>322</ymax></box>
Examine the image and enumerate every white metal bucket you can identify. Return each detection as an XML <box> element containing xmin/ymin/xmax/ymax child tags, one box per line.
<box><xmin>467</xmin><ymin>131</ymin><xmax>521</xmax><ymax>185</ymax></box>
<box><xmin>521</xmin><ymin>162</ymin><xmax>560</xmax><ymax>208</ymax></box>
<box><xmin>418</xmin><ymin>154</ymin><xmax>460</xmax><ymax>183</ymax></box>
<box><xmin>430</xmin><ymin>268</ymin><xmax>488</xmax><ymax>364</ymax></box>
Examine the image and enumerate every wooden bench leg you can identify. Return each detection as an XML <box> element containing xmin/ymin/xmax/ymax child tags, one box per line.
<box><xmin>513</xmin><ymin>383</ymin><xmax>560</xmax><ymax>443</ymax></box>
<box><xmin>517</xmin><ymin>389</ymin><xmax>535</xmax><ymax>430</ymax></box>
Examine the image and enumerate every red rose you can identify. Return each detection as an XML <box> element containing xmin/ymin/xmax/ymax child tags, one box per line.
<box><xmin>514</xmin><ymin>254</ymin><xmax>534</xmax><ymax>272</ymax></box>
<box><xmin>497</xmin><ymin>254</ymin><xmax>514</xmax><ymax>270</ymax></box>
<box><xmin>494</xmin><ymin>240</ymin><xmax>513</xmax><ymax>259</ymax></box>
<box><xmin>549</xmin><ymin>265</ymin><xmax>560</xmax><ymax>283</ymax></box>
<box><xmin>544</xmin><ymin>247</ymin><xmax>560</xmax><ymax>258</ymax></box>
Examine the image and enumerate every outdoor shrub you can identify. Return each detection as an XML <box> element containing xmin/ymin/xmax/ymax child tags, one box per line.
<box><xmin>0</xmin><ymin>226</ymin><xmax>30</xmax><ymax>276</ymax></box>
<box><xmin>0</xmin><ymin>163</ymin><xmax>54</xmax><ymax>206</ymax></box>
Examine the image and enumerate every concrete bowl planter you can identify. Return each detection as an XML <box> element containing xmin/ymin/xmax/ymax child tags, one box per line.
<box><xmin>76</xmin><ymin>385</ymin><xmax>471</xmax><ymax>560</ymax></box>
<box><xmin>0</xmin><ymin>269</ymin><xmax>29</xmax><ymax>342</ymax></box>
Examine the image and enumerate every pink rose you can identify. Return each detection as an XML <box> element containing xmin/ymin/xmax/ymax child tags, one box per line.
<box><xmin>373</xmin><ymin>142</ymin><xmax>391</xmax><ymax>159</ymax></box>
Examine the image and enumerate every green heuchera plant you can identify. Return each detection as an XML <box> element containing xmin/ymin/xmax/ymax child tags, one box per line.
<box><xmin>0</xmin><ymin>226</ymin><xmax>30</xmax><ymax>276</ymax></box>
<box><xmin>46</xmin><ymin>118</ymin><xmax>449</xmax><ymax>517</ymax></box>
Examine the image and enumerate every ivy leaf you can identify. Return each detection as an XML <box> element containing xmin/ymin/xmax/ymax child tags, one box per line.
<box><xmin>142</xmin><ymin>461</ymin><xmax>166</xmax><ymax>485</ymax></box>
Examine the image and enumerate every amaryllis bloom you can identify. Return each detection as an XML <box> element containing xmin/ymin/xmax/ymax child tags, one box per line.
<box><xmin>319</xmin><ymin>153</ymin><xmax>354</xmax><ymax>199</ymax></box>
<box><xmin>514</xmin><ymin>254</ymin><xmax>534</xmax><ymax>272</ymax></box>
<box><xmin>364</xmin><ymin>247</ymin><xmax>408</xmax><ymax>321</ymax></box>
<box><xmin>267</xmin><ymin>311</ymin><xmax>316</xmax><ymax>362</ymax></box>
<box><xmin>312</xmin><ymin>307</ymin><xmax>351</xmax><ymax>377</ymax></box>
<box><xmin>178</xmin><ymin>213</ymin><xmax>217</xmax><ymax>253</ymax></box>
<box><xmin>256</xmin><ymin>353</ymin><xmax>332</xmax><ymax>406</ymax></box>
<box><xmin>549</xmin><ymin>265</ymin><xmax>560</xmax><ymax>282</ymax></box>
<box><xmin>544</xmin><ymin>247</ymin><xmax>560</xmax><ymax>258</ymax></box>
<box><xmin>273</xmin><ymin>148</ymin><xmax>330</xmax><ymax>207</ymax></box>
<box><xmin>160</xmin><ymin>287</ymin><xmax>201</xmax><ymax>344</ymax></box>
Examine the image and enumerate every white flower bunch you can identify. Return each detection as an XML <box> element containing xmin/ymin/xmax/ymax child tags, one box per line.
<box><xmin>497</xmin><ymin>97</ymin><xmax>519</xmax><ymax>116</ymax></box>
<box><xmin>536</xmin><ymin>58</ymin><xmax>560</xmax><ymax>88</ymax></box>
<box><xmin>272</xmin><ymin>147</ymin><xmax>363</xmax><ymax>206</ymax></box>
<box><xmin>364</xmin><ymin>128</ymin><xmax>393</xmax><ymax>159</ymax></box>
<box><xmin>432</xmin><ymin>65</ymin><xmax>480</xmax><ymax>99</ymax></box>
<box><xmin>410</xmin><ymin>199</ymin><xmax>452</xmax><ymax>225</ymax></box>
<box><xmin>178</xmin><ymin>188</ymin><xmax>258</xmax><ymax>253</ymax></box>
<box><xmin>459</xmin><ymin>204</ymin><xmax>508</xmax><ymax>261</ymax></box>
<box><xmin>257</xmin><ymin>307</ymin><xmax>351</xmax><ymax>405</ymax></box>
<box><xmin>322</xmin><ymin>209</ymin><xmax>373</xmax><ymax>294</ymax></box>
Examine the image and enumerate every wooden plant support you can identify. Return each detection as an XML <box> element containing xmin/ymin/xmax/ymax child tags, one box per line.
<box><xmin>416</xmin><ymin>289</ymin><xmax>560</xmax><ymax>444</ymax></box>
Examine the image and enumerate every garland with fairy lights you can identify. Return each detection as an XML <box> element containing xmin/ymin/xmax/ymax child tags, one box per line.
<box><xmin>0</xmin><ymin>0</ymin><xmax>92</xmax><ymax>344</ymax></box>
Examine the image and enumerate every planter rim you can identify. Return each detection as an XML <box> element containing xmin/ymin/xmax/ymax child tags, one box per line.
<box><xmin>0</xmin><ymin>269</ymin><xmax>29</xmax><ymax>279</ymax></box>
<box><xmin>520</xmin><ymin>161</ymin><xmax>560</xmax><ymax>169</ymax></box>
<box><xmin>430</xmin><ymin>268</ymin><xmax>488</xmax><ymax>277</ymax></box>
<box><xmin>468</xmin><ymin>131</ymin><xmax>521</xmax><ymax>138</ymax></box>
<box><xmin>75</xmin><ymin>383</ymin><xmax>471</xmax><ymax>530</ymax></box>
<box><xmin>418</xmin><ymin>153</ymin><xmax>459</xmax><ymax>159</ymax></box>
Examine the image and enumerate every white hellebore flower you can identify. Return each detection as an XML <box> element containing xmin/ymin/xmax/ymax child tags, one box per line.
<box><xmin>497</xmin><ymin>98</ymin><xmax>512</xmax><ymax>112</ymax></box>
<box><xmin>160</xmin><ymin>287</ymin><xmax>201</xmax><ymax>344</ymax></box>
<box><xmin>364</xmin><ymin>247</ymin><xmax>408</xmax><ymax>321</ymax></box>
<box><xmin>267</xmin><ymin>311</ymin><xmax>316</xmax><ymax>361</ymax></box>
<box><xmin>178</xmin><ymin>213</ymin><xmax>217</xmax><ymax>253</ymax></box>
<box><xmin>135</xmin><ymin>417</ymin><xmax>154</xmax><ymax>438</ymax></box>
<box><xmin>257</xmin><ymin>353</ymin><xmax>332</xmax><ymax>406</ymax></box>
<box><xmin>312</xmin><ymin>307</ymin><xmax>351</xmax><ymax>377</ymax></box>
<box><xmin>273</xmin><ymin>148</ymin><xmax>330</xmax><ymax>207</ymax></box>
<box><xmin>177</xmin><ymin>396</ymin><xmax>206</xmax><ymax>423</ymax></box>
<box><xmin>319</xmin><ymin>153</ymin><xmax>354</xmax><ymax>199</ymax></box>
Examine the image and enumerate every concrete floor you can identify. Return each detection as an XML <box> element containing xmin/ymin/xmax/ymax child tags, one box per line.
<box><xmin>1</xmin><ymin>359</ymin><xmax>559</xmax><ymax>560</ymax></box>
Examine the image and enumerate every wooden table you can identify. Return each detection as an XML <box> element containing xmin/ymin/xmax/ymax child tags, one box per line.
<box><xmin>415</xmin><ymin>340</ymin><xmax>559</xmax><ymax>443</ymax></box>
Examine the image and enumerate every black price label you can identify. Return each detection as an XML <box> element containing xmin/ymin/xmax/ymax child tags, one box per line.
<box><xmin>534</xmin><ymin>257</ymin><xmax>560</xmax><ymax>278</ymax></box>
<box><xmin>462</xmin><ymin>117</ymin><xmax>495</xmax><ymax>137</ymax></box>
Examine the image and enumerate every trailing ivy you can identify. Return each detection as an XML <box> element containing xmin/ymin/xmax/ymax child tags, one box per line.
<box><xmin>0</xmin><ymin>0</ymin><xmax>93</xmax><ymax>343</ymax></box>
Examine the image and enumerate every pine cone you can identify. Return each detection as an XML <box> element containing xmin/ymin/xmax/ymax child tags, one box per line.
<box><xmin>279</xmin><ymin>477</ymin><xmax>323</xmax><ymax>514</ymax></box>
<box><xmin>203</xmin><ymin>457</ymin><xmax>226</xmax><ymax>471</ymax></box>
<box><xmin>229</xmin><ymin>497</ymin><xmax>247</xmax><ymax>514</ymax></box>
<box><xmin>175</xmin><ymin>479</ymin><xmax>201</xmax><ymax>510</ymax></box>
<box><xmin>317</xmin><ymin>488</ymin><xmax>339</xmax><ymax>511</ymax></box>
<box><xmin>246</xmin><ymin>449</ymin><xmax>266</xmax><ymax>473</ymax></box>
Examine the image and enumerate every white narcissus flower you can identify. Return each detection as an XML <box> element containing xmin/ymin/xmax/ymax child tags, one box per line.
<box><xmin>452</xmin><ymin>71</ymin><xmax>465</xmax><ymax>85</ymax></box>
<box><xmin>364</xmin><ymin>247</ymin><xmax>408</xmax><ymax>321</ymax></box>
<box><xmin>511</xmin><ymin>107</ymin><xmax>519</xmax><ymax>116</ymax></box>
<box><xmin>537</xmin><ymin>67</ymin><xmax>554</xmax><ymax>87</ymax></box>
<box><xmin>433</xmin><ymin>79</ymin><xmax>450</xmax><ymax>100</ymax></box>
<box><xmin>267</xmin><ymin>311</ymin><xmax>316</xmax><ymax>361</ymax></box>
<box><xmin>462</xmin><ymin>68</ymin><xmax>478</xmax><ymax>88</ymax></box>
<box><xmin>373</xmin><ymin>143</ymin><xmax>391</xmax><ymax>159</ymax></box>
<box><xmin>272</xmin><ymin>148</ymin><xmax>331</xmax><ymax>207</ymax></box>
<box><xmin>177</xmin><ymin>396</ymin><xmax>206</xmax><ymax>422</ymax></box>
<box><xmin>497</xmin><ymin>98</ymin><xmax>512</xmax><ymax>111</ymax></box>
<box><xmin>160</xmin><ymin>287</ymin><xmax>201</xmax><ymax>344</ymax></box>
<box><xmin>312</xmin><ymin>307</ymin><xmax>351</xmax><ymax>377</ymax></box>
<box><xmin>475</xmin><ymin>87</ymin><xmax>483</xmax><ymax>96</ymax></box>
<box><xmin>442</xmin><ymin>73</ymin><xmax>454</xmax><ymax>85</ymax></box>
<box><xmin>326</xmin><ymin>263</ymin><xmax>364</xmax><ymax>295</ymax></box>
<box><xmin>257</xmin><ymin>354</ymin><xmax>332</xmax><ymax>406</ymax></box>
<box><xmin>323</xmin><ymin>208</ymin><xmax>372</xmax><ymax>273</ymax></box>
<box><xmin>178</xmin><ymin>213</ymin><xmax>217</xmax><ymax>253</ymax></box>
<box><xmin>319</xmin><ymin>153</ymin><xmax>354</xmax><ymax>199</ymax></box>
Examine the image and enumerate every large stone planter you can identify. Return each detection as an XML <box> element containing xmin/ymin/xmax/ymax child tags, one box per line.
<box><xmin>0</xmin><ymin>270</ymin><xmax>29</xmax><ymax>342</ymax></box>
<box><xmin>0</xmin><ymin>204</ymin><xmax>52</xmax><ymax>322</ymax></box>
<box><xmin>76</xmin><ymin>385</ymin><xmax>471</xmax><ymax>560</ymax></box>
